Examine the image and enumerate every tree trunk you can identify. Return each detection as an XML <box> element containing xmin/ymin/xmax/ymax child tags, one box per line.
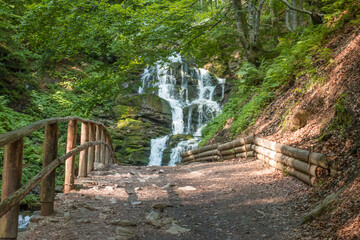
<box><xmin>231</xmin><ymin>0</ymin><xmax>252</xmax><ymax>61</ymax></box>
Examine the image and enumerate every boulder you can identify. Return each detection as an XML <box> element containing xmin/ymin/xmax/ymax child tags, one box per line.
<box><xmin>291</xmin><ymin>110</ymin><xmax>309</xmax><ymax>130</ymax></box>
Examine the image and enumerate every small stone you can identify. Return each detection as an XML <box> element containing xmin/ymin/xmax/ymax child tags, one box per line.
<box><xmin>30</xmin><ymin>216</ymin><xmax>44</xmax><ymax>223</ymax></box>
<box><xmin>145</xmin><ymin>211</ymin><xmax>161</xmax><ymax>227</ymax></box>
<box><xmin>110</xmin><ymin>198</ymin><xmax>117</xmax><ymax>204</ymax></box>
<box><xmin>110</xmin><ymin>220</ymin><xmax>137</xmax><ymax>227</ymax></box>
<box><xmin>130</xmin><ymin>201</ymin><xmax>142</xmax><ymax>206</ymax></box>
<box><xmin>104</xmin><ymin>186</ymin><xmax>114</xmax><ymax>191</ymax></box>
<box><xmin>55</xmin><ymin>186</ymin><xmax>63</xmax><ymax>193</ymax></box>
<box><xmin>151</xmin><ymin>203</ymin><xmax>171</xmax><ymax>212</ymax></box>
<box><xmin>158</xmin><ymin>169</ymin><xmax>165</xmax><ymax>174</ymax></box>
<box><xmin>115</xmin><ymin>227</ymin><xmax>135</xmax><ymax>240</ymax></box>
<box><xmin>129</xmin><ymin>171</ymin><xmax>136</xmax><ymax>175</ymax></box>
<box><xmin>63</xmin><ymin>212</ymin><xmax>71</xmax><ymax>219</ymax></box>
<box><xmin>95</xmin><ymin>196</ymin><xmax>104</xmax><ymax>200</ymax></box>
<box><xmin>178</xmin><ymin>186</ymin><xmax>196</xmax><ymax>191</ymax></box>
<box><xmin>76</xmin><ymin>219</ymin><xmax>91</xmax><ymax>223</ymax></box>
<box><xmin>49</xmin><ymin>218</ymin><xmax>60</xmax><ymax>223</ymax></box>
<box><xmin>165</xmin><ymin>222</ymin><xmax>190</xmax><ymax>235</ymax></box>
<box><xmin>134</xmin><ymin>187</ymin><xmax>142</xmax><ymax>191</ymax></box>
<box><xmin>55</xmin><ymin>193</ymin><xmax>64</xmax><ymax>200</ymax></box>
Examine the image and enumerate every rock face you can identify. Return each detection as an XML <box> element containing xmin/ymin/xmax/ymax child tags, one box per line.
<box><xmin>291</xmin><ymin>110</ymin><xmax>309</xmax><ymax>130</ymax></box>
<box><xmin>109</xmin><ymin>93</ymin><xmax>173</xmax><ymax>165</ymax></box>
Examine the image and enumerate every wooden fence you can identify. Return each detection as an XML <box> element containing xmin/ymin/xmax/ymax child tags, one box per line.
<box><xmin>181</xmin><ymin>135</ymin><xmax>329</xmax><ymax>186</ymax></box>
<box><xmin>0</xmin><ymin>117</ymin><xmax>117</xmax><ymax>239</ymax></box>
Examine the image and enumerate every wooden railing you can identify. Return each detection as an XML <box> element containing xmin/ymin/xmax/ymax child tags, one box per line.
<box><xmin>181</xmin><ymin>135</ymin><xmax>329</xmax><ymax>186</ymax></box>
<box><xmin>0</xmin><ymin>117</ymin><xmax>118</xmax><ymax>239</ymax></box>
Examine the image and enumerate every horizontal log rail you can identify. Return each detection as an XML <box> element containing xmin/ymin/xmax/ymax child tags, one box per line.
<box><xmin>0</xmin><ymin>141</ymin><xmax>113</xmax><ymax>218</ymax></box>
<box><xmin>180</xmin><ymin>135</ymin><xmax>329</xmax><ymax>186</ymax></box>
<box><xmin>0</xmin><ymin>117</ymin><xmax>118</xmax><ymax>239</ymax></box>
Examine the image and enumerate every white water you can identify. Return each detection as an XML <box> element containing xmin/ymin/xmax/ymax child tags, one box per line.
<box><xmin>18</xmin><ymin>214</ymin><xmax>31</xmax><ymax>230</ymax></box>
<box><xmin>148</xmin><ymin>135</ymin><xmax>169</xmax><ymax>166</ymax></box>
<box><xmin>140</xmin><ymin>55</ymin><xmax>225</xmax><ymax>166</ymax></box>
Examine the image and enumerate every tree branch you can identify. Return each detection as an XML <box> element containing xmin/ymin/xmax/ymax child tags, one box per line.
<box><xmin>182</xmin><ymin>8</ymin><xmax>230</xmax><ymax>47</ymax></box>
<box><xmin>279</xmin><ymin>0</ymin><xmax>324</xmax><ymax>16</ymax></box>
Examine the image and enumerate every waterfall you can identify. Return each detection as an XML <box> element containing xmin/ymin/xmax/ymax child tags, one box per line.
<box><xmin>148</xmin><ymin>135</ymin><xmax>170</xmax><ymax>166</ymax></box>
<box><xmin>139</xmin><ymin>55</ymin><xmax>225</xmax><ymax>166</ymax></box>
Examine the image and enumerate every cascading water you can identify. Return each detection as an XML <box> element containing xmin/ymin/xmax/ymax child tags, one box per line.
<box><xmin>139</xmin><ymin>55</ymin><xmax>225</xmax><ymax>166</ymax></box>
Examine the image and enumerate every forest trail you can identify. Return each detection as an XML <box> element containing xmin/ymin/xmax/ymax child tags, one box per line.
<box><xmin>20</xmin><ymin>158</ymin><xmax>312</xmax><ymax>240</ymax></box>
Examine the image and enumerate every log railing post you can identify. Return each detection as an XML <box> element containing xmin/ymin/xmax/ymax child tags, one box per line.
<box><xmin>87</xmin><ymin>123</ymin><xmax>96</xmax><ymax>173</ymax></box>
<box><xmin>64</xmin><ymin>120</ymin><xmax>77</xmax><ymax>193</ymax></box>
<box><xmin>78</xmin><ymin>122</ymin><xmax>89</xmax><ymax>177</ymax></box>
<box><xmin>95</xmin><ymin>125</ymin><xmax>101</xmax><ymax>163</ymax></box>
<box><xmin>100</xmin><ymin>128</ymin><xmax>105</xmax><ymax>164</ymax></box>
<box><xmin>41</xmin><ymin>123</ymin><xmax>59</xmax><ymax>216</ymax></box>
<box><xmin>0</xmin><ymin>139</ymin><xmax>23</xmax><ymax>239</ymax></box>
<box><xmin>107</xmin><ymin>135</ymin><xmax>113</xmax><ymax>164</ymax></box>
<box><xmin>104</xmin><ymin>134</ymin><xmax>109</xmax><ymax>164</ymax></box>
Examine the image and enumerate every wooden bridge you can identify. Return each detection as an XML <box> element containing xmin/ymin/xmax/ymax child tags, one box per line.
<box><xmin>0</xmin><ymin>117</ymin><xmax>117</xmax><ymax>239</ymax></box>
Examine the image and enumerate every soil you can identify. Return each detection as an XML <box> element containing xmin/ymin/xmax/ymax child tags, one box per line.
<box><xmin>20</xmin><ymin>159</ymin><xmax>311</xmax><ymax>240</ymax></box>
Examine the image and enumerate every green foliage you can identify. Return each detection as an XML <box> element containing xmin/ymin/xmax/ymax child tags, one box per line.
<box><xmin>201</xmin><ymin>25</ymin><xmax>331</xmax><ymax>145</ymax></box>
<box><xmin>332</xmin><ymin>94</ymin><xmax>352</xmax><ymax>135</ymax></box>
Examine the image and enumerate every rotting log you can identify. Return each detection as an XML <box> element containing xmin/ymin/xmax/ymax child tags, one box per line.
<box><xmin>64</xmin><ymin>120</ymin><xmax>77</xmax><ymax>193</ymax></box>
<box><xmin>41</xmin><ymin>123</ymin><xmax>59</xmax><ymax>216</ymax></box>
<box><xmin>78</xmin><ymin>122</ymin><xmax>89</xmax><ymax>177</ymax></box>
<box><xmin>301</xmin><ymin>187</ymin><xmax>345</xmax><ymax>224</ymax></box>
<box><xmin>0</xmin><ymin>141</ymin><xmax>114</xmax><ymax>219</ymax></box>
<box><xmin>221</xmin><ymin>151</ymin><xmax>255</xmax><ymax>160</ymax></box>
<box><xmin>88</xmin><ymin>123</ymin><xmax>96</xmax><ymax>173</ymax></box>
<box><xmin>180</xmin><ymin>143</ymin><xmax>218</xmax><ymax>158</ymax></box>
<box><xmin>220</xmin><ymin>144</ymin><xmax>253</xmax><ymax>156</ymax></box>
<box><xmin>95</xmin><ymin>125</ymin><xmax>101</xmax><ymax>163</ymax></box>
<box><xmin>0</xmin><ymin>139</ymin><xmax>23</xmax><ymax>239</ymax></box>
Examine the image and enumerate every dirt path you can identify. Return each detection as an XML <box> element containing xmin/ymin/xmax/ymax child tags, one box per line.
<box><xmin>20</xmin><ymin>158</ymin><xmax>312</xmax><ymax>240</ymax></box>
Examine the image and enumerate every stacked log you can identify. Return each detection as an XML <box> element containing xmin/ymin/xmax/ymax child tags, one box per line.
<box><xmin>181</xmin><ymin>136</ymin><xmax>255</xmax><ymax>164</ymax></box>
<box><xmin>253</xmin><ymin>137</ymin><xmax>328</xmax><ymax>185</ymax></box>
<box><xmin>180</xmin><ymin>135</ymin><xmax>328</xmax><ymax>186</ymax></box>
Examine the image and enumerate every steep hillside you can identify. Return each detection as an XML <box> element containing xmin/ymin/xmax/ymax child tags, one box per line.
<box><xmin>205</xmin><ymin>22</ymin><xmax>360</xmax><ymax>239</ymax></box>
